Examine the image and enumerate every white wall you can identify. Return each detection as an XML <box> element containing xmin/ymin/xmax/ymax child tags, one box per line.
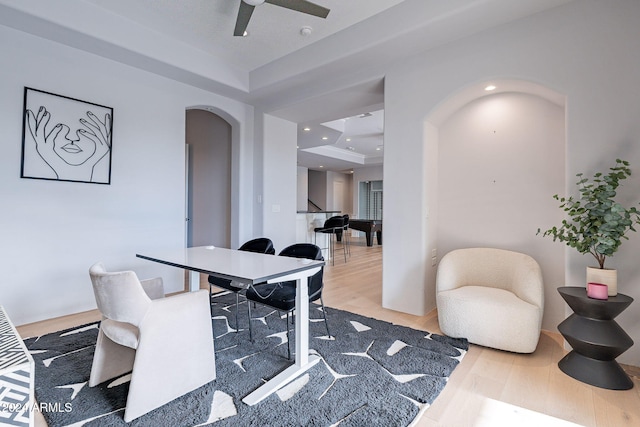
<box><xmin>438</xmin><ymin>92</ymin><xmax>565</xmax><ymax>331</ymax></box>
<box><xmin>326</xmin><ymin>171</ymin><xmax>353</xmax><ymax>215</ymax></box>
<box><xmin>383</xmin><ymin>0</ymin><xmax>640</xmax><ymax>365</ymax></box>
<box><xmin>302</xmin><ymin>169</ymin><xmax>353</xmax><ymax>216</ymax></box>
<box><xmin>308</xmin><ymin>170</ymin><xmax>327</xmax><ymax>210</ymax></box>
<box><xmin>353</xmin><ymin>165</ymin><xmax>383</xmax><ymax>184</ymax></box>
<box><xmin>424</xmin><ymin>122</ymin><xmax>439</xmax><ymax>313</ymax></box>
<box><xmin>296</xmin><ymin>166</ymin><xmax>308</xmax><ymax>212</ymax></box>
<box><xmin>0</xmin><ymin>24</ymin><xmax>254</xmax><ymax>325</ymax></box>
<box><xmin>262</xmin><ymin>114</ymin><xmax>298</xmax><ymax>253</ymax></box>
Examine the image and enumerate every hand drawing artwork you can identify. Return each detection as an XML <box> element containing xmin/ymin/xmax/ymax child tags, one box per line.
<box><xmin>21</xmin><ymin>87</ymin><xmax>113</xmax><ymax>184</ymax></box>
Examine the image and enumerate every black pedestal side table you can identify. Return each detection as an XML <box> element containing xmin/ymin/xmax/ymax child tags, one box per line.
<box><xmin>557</xmin><ymin>286</ymin><xmax>634</xmax><ymax>390</ymax></box>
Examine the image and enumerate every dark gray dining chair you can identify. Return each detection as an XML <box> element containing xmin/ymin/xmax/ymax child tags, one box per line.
<box><xmin>208</xmin><ymin>237</ymin><xmax>275</xmax><ymax>331</ymax></box>
<box><xmin>245</xmin><ymin>243</ymin><xmax>331</xmax><ymax>359</ymax></box>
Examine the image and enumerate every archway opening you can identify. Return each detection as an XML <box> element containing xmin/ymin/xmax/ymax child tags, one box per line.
<box><xmin>425</xmin><ymin>79</ymin><xmax>567</xmax><ymax>331</ymax></box>
<box><xmin>185</xmin><ymin>109</ymin><xmax>232</xmax><ymax>248</ymax></box>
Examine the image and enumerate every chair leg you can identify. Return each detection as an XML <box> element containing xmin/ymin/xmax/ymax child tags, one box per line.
<box><xmin>234</xmin><ymin>291</ymin><xmax>239</xmax><ymax>333</ymax></box>
<box><xmin>209</xmin><ymin>285</ymin><xmax>215</xmax><ymax>338</ymax></box>
<box><xmin>342</xmin><ymin>237</ymin><xmax>347</xmax><ymax>263</ymax></box>
<box><xmin>209</xmin><ymin>284</ymin><xmax>214</xmax><ymax>315</ymax></box>
<box><xmin>331</xmin><ymin>231</ymin><xmax>347</xmax><ymax>264</ymax></box>
<box><xmin>330</xmin><ymin>233</ymin><xmax>335</xmax><ymax>266</ymax></box>
<box><xmin>286</xmin><ymin>311</ymin><xmax>291</xmax><ymax>360</ymax></box>
<box><xmin>344</xmin><ymin>228</ymin><xmax>350</xmax><ymax>256</ymax></box>
<box><xmin>320</xmin><ymin>297</ymin><xmax>331</xmax><ymax>338</ymax></box>
<box><xmin>247</xmin><ymin>299</ymin><xmax>253</xmax><ymax>342</ymax></box>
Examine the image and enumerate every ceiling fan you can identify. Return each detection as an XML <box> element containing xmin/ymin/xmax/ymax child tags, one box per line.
<box><xmin>234</xmin><ymin>0</ymin><xmax>330</xmax><ymax>36</ymax></box>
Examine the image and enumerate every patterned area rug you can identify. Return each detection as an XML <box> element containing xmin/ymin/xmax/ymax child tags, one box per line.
<box><xmin>24</xmin><ymin>292</ymin><xmax>468</xmax><ymax>426</ymax></box>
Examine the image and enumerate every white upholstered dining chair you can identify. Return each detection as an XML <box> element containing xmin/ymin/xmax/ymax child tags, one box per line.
<box><xmin>88</xmin><ymin>262</ymin><xmax>215</xmax><ymax>422</ymax></box>
<box><xmin>436</xmin><ymin>248</ymin><xmax>544</xmax><ymax>353</ymax></box>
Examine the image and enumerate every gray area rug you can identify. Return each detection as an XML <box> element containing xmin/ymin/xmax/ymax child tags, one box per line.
<box><xmin>24</xmin><ymin>292</ymin><xmax>468</xmax><ymax>426</ymax></box>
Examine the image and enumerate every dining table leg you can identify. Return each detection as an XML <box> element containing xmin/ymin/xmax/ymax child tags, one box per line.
<box><xmin>188</xmin><ymin>270</ymin><xmax>200</xmax><ymax>292</ymax></box>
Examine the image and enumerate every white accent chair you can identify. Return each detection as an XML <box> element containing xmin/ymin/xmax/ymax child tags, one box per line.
<box><xmin>436</xmin><ymin>248</ymin><xmax>544</xmax><ymax>353</ymax></box>
<box><xmin>88</xmin><ymin>262</ymin><xmax>215</xmax><ymax>422</ymax></box>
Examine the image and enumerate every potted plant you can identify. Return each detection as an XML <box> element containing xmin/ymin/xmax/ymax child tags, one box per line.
<box><xmin>538</xmin><ymin>159</ymin><xmax>640</xmax><ymax>296</ymax></box>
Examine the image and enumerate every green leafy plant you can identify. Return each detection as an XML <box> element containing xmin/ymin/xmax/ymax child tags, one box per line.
<box><xmin>538</xmin><ymin>159</ymin><xmax>640</xmax><ymax>269</ymax></box>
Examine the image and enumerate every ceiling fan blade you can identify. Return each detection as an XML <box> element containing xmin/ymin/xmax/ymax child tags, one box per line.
<box><xmin>234</xmin><ymin>1</ymin><xmax>255</xmax><ymax>36</ymax></box>
<box><xmin>266</xmin><ymin>0</ymin><xmax>330</xmax><ymax>19</ymax></box>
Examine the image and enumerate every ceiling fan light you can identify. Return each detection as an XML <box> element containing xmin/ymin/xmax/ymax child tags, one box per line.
<box><xmin>243</xmin><ymin>0</ymin><xmax>266</xmax><ymax>6</ymax></box>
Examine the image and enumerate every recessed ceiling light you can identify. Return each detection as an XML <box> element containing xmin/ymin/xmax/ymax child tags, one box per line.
<box><xmin>485</xmin><ymin>85</ymin><xmax>496</xmax><ymax>91</ymax></box>
<box><xmin>319</xmin><ymin>165</ymin><xmax>324</xmax><ymax>168</ymax></box>
<box><xmin>347</xmin><ymin>146</ymin><xmax>355</xmax><ymax>151</ymax></box>
<box><xmin>322</xmin><ymin>137</ymin><xmax>328</xmax><ymax>140</ymax></box>
<box><xmin>242</xmin><ymin>31</ymin><xmax>249</xmax><ymax>37</ymax></box>
<box><xmin>346</xmin><ymin>138</ymin><xmax>351</xmax><ymax>142</ymax></box>
<box><xmin>303</xmin><ymin>127</ymin><xmax>311</xmax><ymax>131</ymax></box>
<box><xmin>300</xmin><ymin>26</ymin><xmax>312</xmax><ymax>36</ymax></box>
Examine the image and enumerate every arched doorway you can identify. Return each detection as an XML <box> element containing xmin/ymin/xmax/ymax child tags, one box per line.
<box><xmin>185</xmin><ymin>109</ymin><xmax>232</xmax><ymax>248</ymax></box>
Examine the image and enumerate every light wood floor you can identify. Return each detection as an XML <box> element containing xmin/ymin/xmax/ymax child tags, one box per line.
<box><xmin>17</xmin><ymin>237</ymin><xmax>640</xmax><ymax>426</ymax></box>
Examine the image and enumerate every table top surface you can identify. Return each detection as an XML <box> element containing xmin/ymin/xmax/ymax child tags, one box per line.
<box><xmin>137</xmin><ymin>246</ymin><xmax>324</xmax><ymax>285</ymax></box>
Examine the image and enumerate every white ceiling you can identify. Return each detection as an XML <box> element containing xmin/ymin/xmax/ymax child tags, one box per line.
<box><xmin>83</xmin><ymin>0</ymin><xmax>407</xmax><ymax>71</ymax></box>
<box><xmin>0</xmin><ymin>0</ymin><xmax>575</xmax><ymax>172</ymax></box>
<box><xmin>298</xmin><ymin>109</ymin><xmax>384</xmax><ymax>172</ymax></box>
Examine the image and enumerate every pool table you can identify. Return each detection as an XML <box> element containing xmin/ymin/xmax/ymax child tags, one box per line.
<box><xmin>348</xmin><ymin>219</ymin><xmax>382</xmax><ymax>246</ymax></box>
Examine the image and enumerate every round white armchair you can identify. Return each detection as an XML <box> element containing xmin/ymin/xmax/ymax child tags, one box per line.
<box><xmin>436</xmin><ymin>248</ymin><xmax>544</xmax><ymax>353</ymax></box>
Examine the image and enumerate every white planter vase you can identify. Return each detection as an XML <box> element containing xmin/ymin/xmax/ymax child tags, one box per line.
<box><xmin>586</xmin><ymin>266</ymin><xmax>617</xmax><ymax>296</ymax></box>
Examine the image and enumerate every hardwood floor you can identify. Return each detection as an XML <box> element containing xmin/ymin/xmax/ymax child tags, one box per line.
<box><xmin>17</xmin><ymin>237</ymin><xmax>640</xmax><ymax>426</ymax></box>
<box><xmin>323</xmin><ymin>238</ymin><xmax>640</xmax><ymax>426</ymax></box>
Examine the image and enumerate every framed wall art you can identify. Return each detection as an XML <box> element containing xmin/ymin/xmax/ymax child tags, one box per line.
<box><xmin>21</xmin><ymin>87</ymin><xmax>113</xmax><ymax>184</ymax></box>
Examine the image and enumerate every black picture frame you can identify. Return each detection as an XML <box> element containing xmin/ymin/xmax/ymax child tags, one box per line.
<box><xmin>21</xmin><ymin>87</ymin><xmax>113</xmax><ymax>185</ymax></box>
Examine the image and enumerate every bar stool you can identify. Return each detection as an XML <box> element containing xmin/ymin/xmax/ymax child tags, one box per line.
<box><xmin>313</xmin><ymin>216</ymin><xmax>347</xmax><ymax>265</ymax></box>
<box><xmin>341</xmin><ymin>214</ymin><xmax>351</xmax><ymax>256</ymax></box>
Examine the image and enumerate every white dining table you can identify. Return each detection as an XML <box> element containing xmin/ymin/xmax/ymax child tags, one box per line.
<box><xmin>136</xmin><ymin>245</ymin><xmax>324</xmax><ymax>406</ymax></box>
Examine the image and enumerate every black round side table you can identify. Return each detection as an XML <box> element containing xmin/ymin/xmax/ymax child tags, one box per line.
<box><xmin>557</xmin><ymin>286</ymin><xmax>634</xmax><ymax>390</ymax></box>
